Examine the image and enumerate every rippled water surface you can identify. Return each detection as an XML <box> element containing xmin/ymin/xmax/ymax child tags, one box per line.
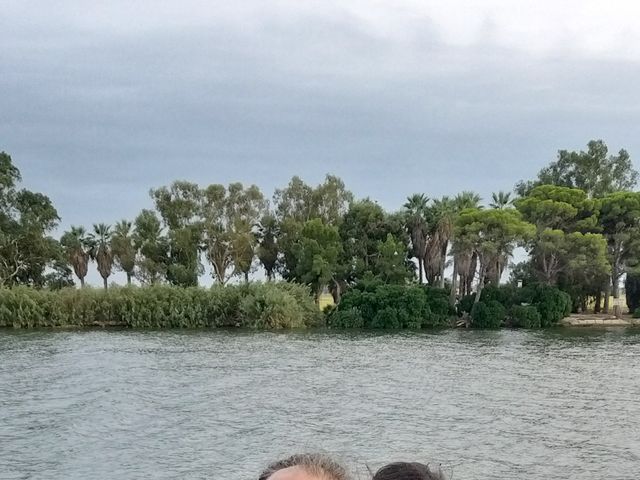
<box><xmin>1</xmin><ymin>329</ymin><xmax>639</xmax><ymax>480</ymax></box>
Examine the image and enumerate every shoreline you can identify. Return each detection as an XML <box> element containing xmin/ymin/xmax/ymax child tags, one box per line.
<box><xmin>560</xmin><ymin>314</ymin><xmax>640</xmax><ymax>327</ymax></box>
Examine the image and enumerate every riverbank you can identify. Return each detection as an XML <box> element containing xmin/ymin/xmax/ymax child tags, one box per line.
<box><xmin>560</xmin><ymin>314</ymin><xmax>640</xmax><ymax>327</ymax></box>
<box><xmin>2</xmin><ymin>283</ymin><xmax>625</xmax><ymax>330</ymax></box>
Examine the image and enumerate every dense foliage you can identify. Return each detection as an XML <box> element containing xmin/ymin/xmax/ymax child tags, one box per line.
<box><xmin>2</xmin><ymin>138</ymin><xmax>640</xmax><ymax>329</ymax></box>
<box><xmin>509</xmin><ymin>305</ymin><xmax>542</xmax><ymax>329</ymax></box>
<box><xmin>0</xmin><ymin>283</ymin><xmax>320</xmax><ymax>329</ymax></box>
<box><xmin>458</xmin><ymin>284</ymin><xmax>571</xmax><ymax>328</ymax></box>
<box><xmin>471</xmin><ymin>300</ymin><xmax>506</xmax><ymax>329</ymax></box>
<box><xmin>326</xmin><ymin>282</ymin><xmax>451</xmax><ymax>329</ymax></box>
<box><xmin>625</xmin><ymin>272</ymin><xmax>640</xmax><ymax>313</ymax></box>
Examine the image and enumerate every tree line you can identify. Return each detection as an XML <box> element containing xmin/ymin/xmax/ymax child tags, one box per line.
<box><xmin>2</xmin><ymin>139</ymin><xmax>640</xmax><ymax>314</ymax></box>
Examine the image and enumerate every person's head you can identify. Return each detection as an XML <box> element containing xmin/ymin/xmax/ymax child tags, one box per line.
<box><xmin>372</xmin><ymin>462</ymin><xmax>446</xmax><ymax>480</ymax></box>
<box><xmin>259</xmin><ymin>453</ymin><xmax>349</xmax><ymax>480</ymax></box>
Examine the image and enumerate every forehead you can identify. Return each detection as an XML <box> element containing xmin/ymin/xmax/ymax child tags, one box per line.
<box><xmin>268</xmin><ymin>466</ymin><xmax>320</xmax><ymax>480</ymax></box>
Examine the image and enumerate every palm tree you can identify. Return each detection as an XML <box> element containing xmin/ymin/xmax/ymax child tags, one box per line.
<box><xmin>403</xmin><ymin>194</ymin><xmax>429</xmax><ymax>283</ymax></box>
<box><xmin>133</xmin><ymin>209</ymin><xmax>169</xmax><ymax>285</ymax></box>
<box><xmin>455</xmin><ymin>191</ymin><xmax>482</xmax><ymax>210</ymax></box>
<box><xmin>111</xmin><ymin>220</ymin><xmax>136</xmax><ymax>285</ymax></box>
<box><xmin>450</xmin><ymin>192</ymin><xmax>482</xmax><ymax>304</ymax></box>
<box><xmin>490</xmin><ymin>191</ymin><xmax>512</xmax><ymax>209</ymax></box>
<box><xmin>89</xmin><ymin>223</ymin><xmax>113</xmax><ymax>290</ymax></box>
<box><xmin>60</xmin><ymin>226</ymin><xmax>91</xmax><ymax>287</ymax></box>
<box><xmin>425</xmin><ymin>196</ymin><xmax>455</xmax><ymax>288</ymax></box>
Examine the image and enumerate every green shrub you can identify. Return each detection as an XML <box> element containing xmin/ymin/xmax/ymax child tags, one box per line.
<box><xmin>480</xmin><ymin>285</ymin><xmax>519</xmax><ymax>308</ymax></box>
<box><xmin>327</xmin><ymin>306</ymin><xmax>364</xmax><ymax>328</ymax></box>
<box><xmin>457</xmin><ymin>294</ymin><xmax>476</xmax><ymax>316</ymax></box>
<box><xmin>471</xmin><ymin>300</ymin><xmax>506</xmax><ymax>328</ymax></box>
<box><xmin>0</xmin><ymin>283</ymin><xmax>319</xmax><ymax>329</ymax></box>
<box><xmin>328</xmin><ymin>282</ymin><xmax>445</xmax><ymax>329</ymax></box>
<box><xmin>509</xmin><ymin>305</ymin><xmax>541</xmax><ymax>328</ymax></box>
<box><xmin>626</xmin><ymin>273</ymin><xmax>640</xmax><ymax>313</ymax></box>
<box><xmin>423</xmin><ymin>287</ymin><xmax>453</xmax><ymax>323</ymax></box>
<box><xmin>532</xmin><ymin>285</ymin><xmax>572</xmax><ymax>327</ymax></box>
<box><xmin>458</xmin><ymin>284</ymin><xmax>570</xmax><ymax>328</ymax></box>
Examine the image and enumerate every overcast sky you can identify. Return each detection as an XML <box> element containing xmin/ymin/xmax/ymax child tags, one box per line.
<box><xmin>3</xmin><ymin>0</ymin><xmax>640</xmax><ymax>229</ymax></box>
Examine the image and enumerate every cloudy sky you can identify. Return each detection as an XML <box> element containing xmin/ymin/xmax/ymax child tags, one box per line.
<box><xmin>3</xmin><ymin>0</ymin><xmax>640</xmax><ymax>229</ymax></box>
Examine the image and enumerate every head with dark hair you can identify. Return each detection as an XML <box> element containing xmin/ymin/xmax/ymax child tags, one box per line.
<box><xmin>372</xmin><ymin>462</ymin><xmax>446</xmax><ymax>480</ymax></box>
<box><xmin>259</xmin><ymin>453</ymin><xmax>349</xmax><ymax>480</ymax></box>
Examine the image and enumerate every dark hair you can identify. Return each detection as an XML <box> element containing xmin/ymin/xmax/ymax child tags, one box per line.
<box><xmin>372</xmin><ymin>462</ymin><xmax>446</xmax><ymax>480</ymax></box>
<box><xmin>259</xmin><ymin>453</ymin><xmax>349</xmax><ymax>480</ymax></box>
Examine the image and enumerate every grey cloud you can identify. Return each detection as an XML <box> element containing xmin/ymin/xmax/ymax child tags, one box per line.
<box><xmin>2</xmin><ymin>5</ymin><xmax>640</xmax><ymax>236</ymax></box>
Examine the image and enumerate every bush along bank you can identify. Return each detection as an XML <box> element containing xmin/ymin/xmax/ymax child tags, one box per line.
<box><xmin>458</xmin><ymin>284</ymin><xmax>572</xmax><ymax>329</ymax></box>
<box><xmin>0</xmin><ymin>281</ymin><xmax>572</xmax><ymax>330</ymax></box>
<box><xmin>327</xmin><ymin>281</ymin><xmax>571</xmax><ymax>329</ymax></box>
<box><xmin>0</xmin><ymin>283</ymin><xmax>321</xmax><ymax>329</ymax></box>
<box><xmin>326</xmin><ymin>281</ymin><xmax>454</xmax><ymax>329</ymax></box>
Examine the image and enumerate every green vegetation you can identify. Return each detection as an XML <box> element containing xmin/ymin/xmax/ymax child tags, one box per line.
<box><xmin>0</xmin><ymin>283</ymin><xmax>320</xmax><ymax>329</ymax></box>
<box><xmin>326</xmin><ymin>282</ymin><xmax>450</xmax><ymax>329</ymax></box>
<box><xmin>2</xmin><ymin>138</ymin><xmax>640</xmax><ymax>329</ymax></box>
<box><xmin>509</xmin><ymin>305</ymin><xmax>541</xmax><ymax>329</ymax></box>
<box><xmin>454</xmin><ymin>284</ymin><xmax>571</xmax><ymax>328</ymax></box>
<box><xmin>471</xmin><ymin>300</ymin><xmax>506</xmax><ymax>329</ymax></box>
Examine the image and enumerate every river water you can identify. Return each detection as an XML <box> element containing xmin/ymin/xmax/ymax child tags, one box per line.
<box><xmin>1</xmin><ymin>329</ymin><xmax>639</xmax><ymax>480</ymax></box>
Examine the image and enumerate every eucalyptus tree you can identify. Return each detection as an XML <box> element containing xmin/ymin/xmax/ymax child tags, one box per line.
<box><xmin>291</xmin><ymin>219</ymin><xmax>343</xmax><ymax>303</ymax></box>
<box><xmin>274</xmin><ymin>174</ymin><xmax>353</xmax><ymax>225</ymax></box>
<box><xmin>454</xmin><ymin>208</ymin><xmax>534</xmax><ymax>304</ymax></box>
<box><xmin>111</xmin><ymin>220</ymin><xmax>137</xmax><ymax>285</ymax></box>
<box><xmin>257</xmin><ymin>214</ymin><xmax>279</xmax><ymax>281</ymax></box>
<box><xmin>0</xmin><ymin>152</ymin><xmax>61</xmax><ymax>286</ymax></box>
<box><xmin>201</xmin><ymin>183</ymin><xmax>267</xmax><ymax>284</ymax></box>
<box><xmin>150</xmin><ymin>181</ymin><xmax>203</xmax><ymax>286</ymax></box>
<box><xmin>516</xmin><ymin>140</ymin><xmax>638</xmax><ymax>197</ymax></box>
<box><xmin>89</xmin><ymin>223</ymin><xmax>113</xmax><ymax>290</ymax></box>
<box><xmin>274</xmin><ymin>175</ymin><xmax>353</xmax><ymax>279</ymax></box>
<box><xmin>232</xmin><ymin>220</ymin><xmax>256</xmax><ymax>283</ymax></box>
<box><xmin>60</xmin><ymin>226</ymin><xmax>92</xmax><ymax>287</ymax></box>
<box><xmin>403</xmin><ymin>194</ymin><xmax>429</xmax><ymax>283</ymax></box>
<box><xmin>339</xmin><ymin>199</ymin><xmax>409</xmax><ymax>284</ymax></box>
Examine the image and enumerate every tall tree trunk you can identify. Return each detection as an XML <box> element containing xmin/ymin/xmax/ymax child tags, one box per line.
<box><xmin>418</xmin><ymin>258</ymin><xmax>423</xmax><ymax>284</ymax></box>
<box><xmin>467</xmin><ymin>252</ymin><xmax>478</xmax><ymax>296</ymax></box>
<box><xmin>612</xmin><ymin>273</ymin><xmax>622</xmax><ymax>317</ymax></box>
<box><xmin>449</xmin><ymin>260</ymin><xmax>458</xmax><ymax>307</ymax></box>
<box><xmin>474</xmin><ymin>261</ymin><xmax>486</xmax><ymax>305</ymax></box>
<box><xmin>594</xmin><ymin>291</ymin><xmax>602</xmax><ymax>313</ymax></box>
<box><xmin>126</xmin><ymin>272</ymin><xmax>132</xmax><ymax>285</ymax></box>
<box><xmin>80</xmin><ymin>276</ymin><xmax>85</xmax><ymax>288</ymax></box>
<box><xmin>244</xmin><ymin>272</ymin><xmax>249</xmax><ymax>283</ymax></box>
<box><xmin>604</xmin><ymin>283</ymin><xmax>611</xmax><ymax>314</ymax></box>
<box><xmin>331</xmin><ymin>279</ymin><xmax>342</xmax><ymax>305</ymax></box>
<box><xmin>103</xmin><ymin>277</ymin><xmax>108</xmax><ymax>290</ymax></box>
<box><xmin>439</xmin><ymin>242</ymin><xmax>448</xmax><ymax>289</ymax></box>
